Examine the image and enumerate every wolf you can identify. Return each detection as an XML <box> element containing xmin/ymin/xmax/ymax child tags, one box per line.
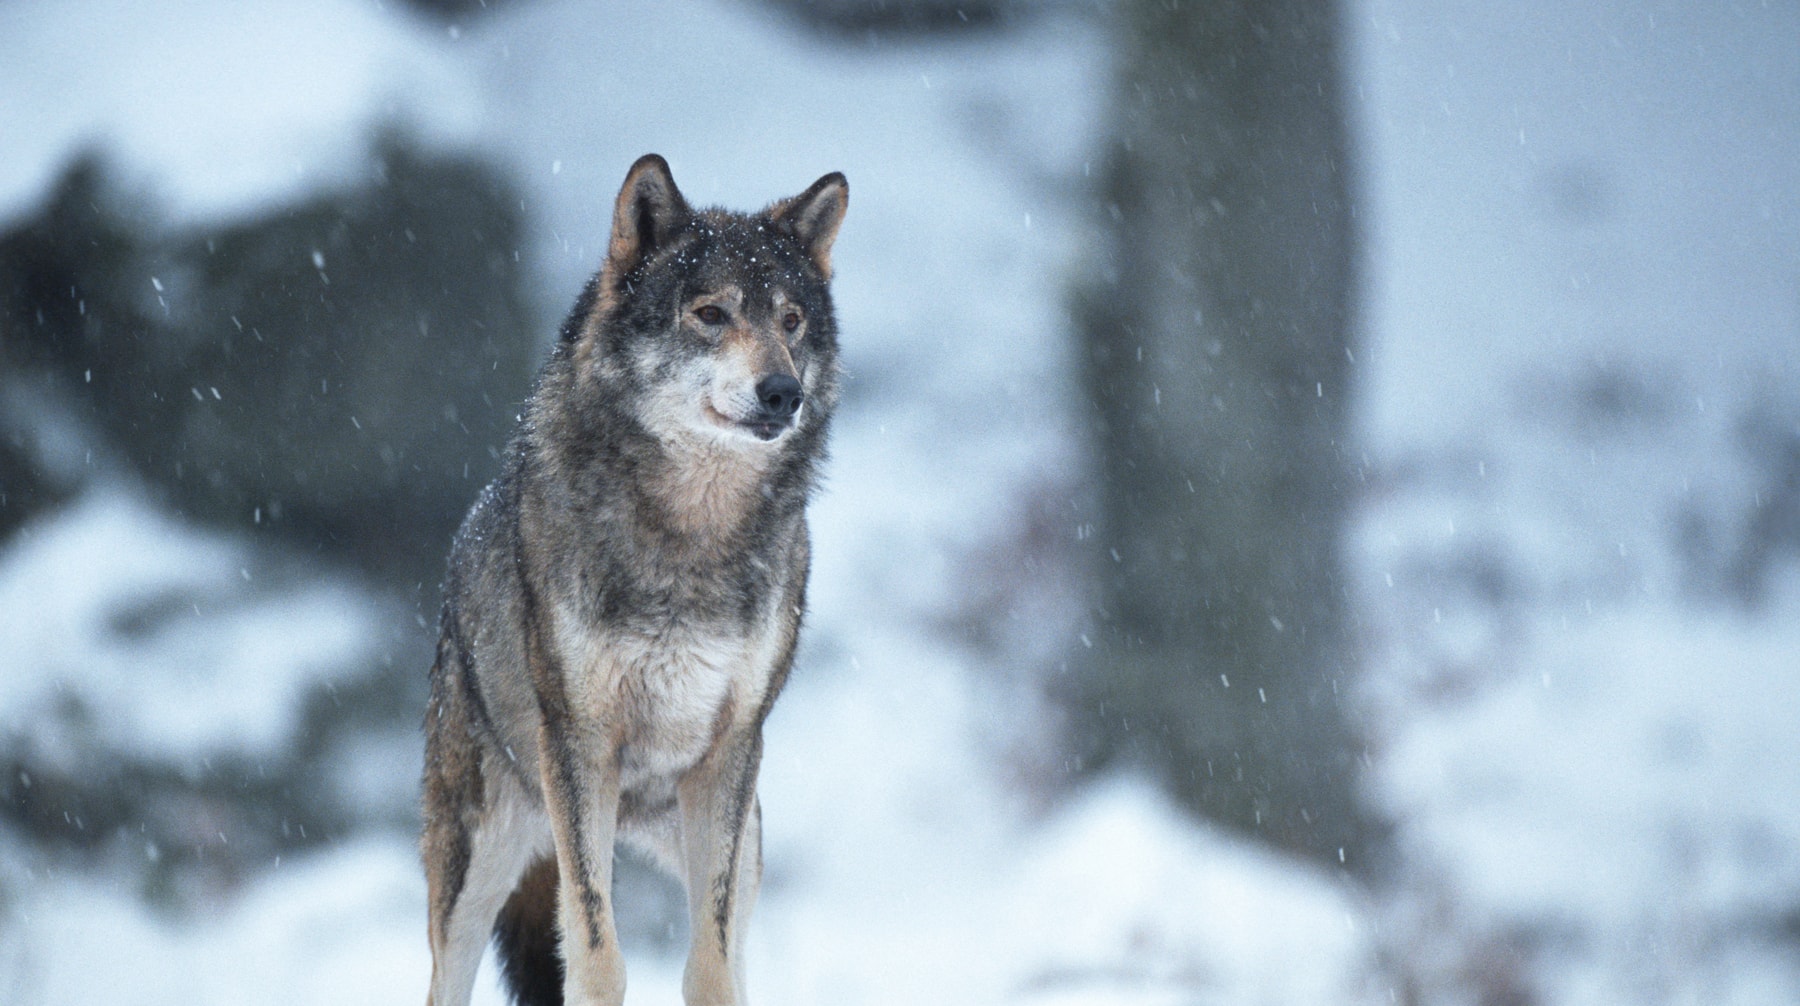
<box><xmin>421</xmin><ymin>154</ymin><xmax>847</xmax><ymax>1006</ymax></box>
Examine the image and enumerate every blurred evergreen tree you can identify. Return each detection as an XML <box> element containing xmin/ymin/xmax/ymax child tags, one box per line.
<box><xmin>1073</xmin><ymin>0</ymin><xmax>1373</xmax><ymax>869</ymax></box>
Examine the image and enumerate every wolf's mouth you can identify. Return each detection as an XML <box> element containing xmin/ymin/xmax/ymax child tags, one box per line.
<box><xmin>705</xmin><ymin>403</ymin><xmax>788</xmax><ymax>442</ymax></box>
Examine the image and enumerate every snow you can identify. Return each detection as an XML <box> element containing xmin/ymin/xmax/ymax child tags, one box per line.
<box><xmin>1001</xmin><ymin>782</ymin><xmax>1374</xmax><ymax>1006</ymax></box>
<box><xmin>1</xmin><ymin>839</ymin><xmax>426</xmax><ymax>1003</ymax></box>
<box><xmin>0</xmin><ymin>488</ymin><xmax>390</xmax><ymax>767</ymax></box>
<box><xmin>1348</xmin><ymin>0</ymin><xmax>1800</xmax><ymax>1001</ymax></box>
<box><xmin>0</xmin><ymin>0</ymin><xmax>481</xmax><ymax>229</ymax></box>
<box><xmin>1380</xmin><ymin>609</ymin><xmax>1800</xmax><ymax>921</ymax></box>
<box><xmin>3</xmin><ymin>0</ymin><xmax>1798</xmax><ymax>1003</ymax></box>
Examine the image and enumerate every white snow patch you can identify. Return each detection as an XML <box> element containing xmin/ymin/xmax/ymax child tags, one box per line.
<box><xmin>0</xmin><ymin>839</ymin><xmax>471</xmax><ymax>1006</ymax></box>
<box><xmin>1379</xmin><ymin>609</ymin><xmax>1800</xmax><ymax>925</ymax></box>
<box><xmin>1005</xmin><ymin>781</ymin><xmax>1377</xmax><ymax>1006</ymax></box>
<box><xmin>0</xmin><ymin>487</ymin><xmax>388</xmax><ymax>766</ymax></box>
<box><xmin>0</xmin><ymin>0</ymin><xmax>481</xmax><ymax>228</ymax></box>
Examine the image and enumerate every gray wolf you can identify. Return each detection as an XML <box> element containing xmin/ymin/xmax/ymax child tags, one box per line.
<box><xmin>421</xmin><ymin>154</ymin><xmax>847</xmax><ymax>1006</ymax></box>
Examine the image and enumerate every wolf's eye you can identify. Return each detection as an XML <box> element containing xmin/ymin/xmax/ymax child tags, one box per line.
<box><xmin>695</xmin><ymin>305</ymin><xmax>726</xmax><ymax>325</ymax></box>
<box><xmin>782</xmin><ymin>312</ymin><xmax>802</xmax><ymax>333</ymax></box>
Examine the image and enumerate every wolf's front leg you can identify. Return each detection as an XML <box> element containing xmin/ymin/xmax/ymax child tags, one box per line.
<box><xmin>677</xmin><ymin>728</ymin><xmax>765</xmax><ymax>1006</ymax></box>
<box><xmin>537</xmin><ymin>722</ymin><xmax>626</xmax><ymax>1006</ymax></box>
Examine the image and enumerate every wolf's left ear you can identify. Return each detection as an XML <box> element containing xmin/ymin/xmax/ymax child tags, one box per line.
<box><xmin>604</xmin><ymin>154</ymin><xmax>690</xmax><ymax>294</ymax></box>
<box><xmin>772</xmin><ymin>172</ymin><xmax>849</xmax><ymax>278</ymax></box>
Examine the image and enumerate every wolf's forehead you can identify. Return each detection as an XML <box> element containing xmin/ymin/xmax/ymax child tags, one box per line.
<box><xmin>679</xmin><ymin>215</ymin><xmax>811</xmax><ymax>298</ymax></box>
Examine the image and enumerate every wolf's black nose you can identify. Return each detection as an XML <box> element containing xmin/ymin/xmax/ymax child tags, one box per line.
<box><xmin>755</xmin><ymin>374</ymin><xmax>804</xmax><ymax>418</ymax></box>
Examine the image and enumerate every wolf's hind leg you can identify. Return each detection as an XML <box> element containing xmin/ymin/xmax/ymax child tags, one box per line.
<box><xmin>425</xmin><ymin>773</ymin><xmax>549</xmax><ymax>1006</ymax></box>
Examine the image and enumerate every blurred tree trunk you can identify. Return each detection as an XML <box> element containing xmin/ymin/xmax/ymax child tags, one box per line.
<box><xmin>1074</xmin><ymin>0</ymin><xmax>1370</xmax><ymax>868</ymax></box>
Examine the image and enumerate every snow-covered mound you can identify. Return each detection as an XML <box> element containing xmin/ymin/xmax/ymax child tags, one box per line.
<box><xmin>0</xmin><ymin>490</ymin><xmax>385</xmax><ymax>766</ymax></box>
<box><xmin>0</xmin><ymin>0</ymin><xmax>480</xmax><ymax>228</ymax></box>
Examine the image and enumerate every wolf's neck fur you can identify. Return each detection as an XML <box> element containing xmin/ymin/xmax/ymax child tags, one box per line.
<box><xmin>638</xmin><ymin>432</ymin><xmax>780</xmax><ymax>544</ymax></box>
<box><xmin>528</xmin><ymin>356</ymin><xmax>801</xmax><ymax>565</ymax></box>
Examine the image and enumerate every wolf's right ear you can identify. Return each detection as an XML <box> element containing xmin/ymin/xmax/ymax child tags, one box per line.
<box><xmin>602</xmin><ymin>154</ymin><xmax>690</xmax><ymax>299</ymax></box>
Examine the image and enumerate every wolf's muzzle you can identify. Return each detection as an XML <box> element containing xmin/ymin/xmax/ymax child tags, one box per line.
<box><xmin>748</xmin><ymin>374</ymin><xmax>803</xmax><ymax>439</ymax></box>
<box><xmin>755</xmin><ymin>374</ymin><xmax>803</xmax><ymax>417</ymax></box>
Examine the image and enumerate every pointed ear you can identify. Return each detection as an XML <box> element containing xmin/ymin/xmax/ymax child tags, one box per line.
<box><xmin>603</xmin><ymin>154</ymin><xmax>689</xmax><ymax>294</ymax></box>
<box><xmin>771</xmin><ymin>172</ymin><xmax>848</xmax><ymax>278</ymax></box>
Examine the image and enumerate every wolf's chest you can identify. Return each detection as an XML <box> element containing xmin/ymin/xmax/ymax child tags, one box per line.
<box><xmin>553</xmin><ymin>606</ymin><xmax>767</xmax><ymax>778</ymax></box>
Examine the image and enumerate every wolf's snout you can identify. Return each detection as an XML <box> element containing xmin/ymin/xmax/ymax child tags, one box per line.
<box><xmin>755</xmin><ymin>374</ymin><xmax>804</xmax><ymax>418</ymax></box>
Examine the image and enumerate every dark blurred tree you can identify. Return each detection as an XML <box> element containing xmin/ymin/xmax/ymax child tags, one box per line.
<box><xmin>400</xmin><ymin>0</ymin><xmax>521</xmax><ymax>19</ymax></box>
<box><xmin>1073</xmin><ymin>0</ymin><xmax>1371</xmax><ymax>868</ymax></box>
<box><xmin>757</xmin><ymin>0</ymin><xmax>1016</xmax><ymax>37</ymax></box>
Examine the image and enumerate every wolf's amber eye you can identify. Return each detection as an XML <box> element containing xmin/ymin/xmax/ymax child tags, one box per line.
<box><xmin>695</xmin><ymin>305</ymin><xmax>726</xmax><ymax>325</ymax></box>
<box><xmin>782</xmin><ymin>312</ymin><xmax>802</xmax><ymax>333</ymax></box>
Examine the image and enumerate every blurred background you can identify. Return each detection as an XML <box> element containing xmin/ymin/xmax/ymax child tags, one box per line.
<box><xmin>2</xmin><ymin>0</ymin><xmax>1797</xmax><ymax>1002</ymax></box>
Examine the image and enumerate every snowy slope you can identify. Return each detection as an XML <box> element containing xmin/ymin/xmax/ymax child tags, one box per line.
<box><xmin>0</xmin><ymin>490</ymin><xmax>387</xmax><ymax>767</ymax></box>
<box><xmin>1349</xmin><ymin>1</ymin><xmax>1800</xmax><ymax>1001</ymax></box>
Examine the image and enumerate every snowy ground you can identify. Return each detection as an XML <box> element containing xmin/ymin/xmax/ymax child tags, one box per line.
<box><xmin>3</xmin><ymin>0</ymin><xmax>1797</xmax><ymax>1003</ymax></box>
<box><xmin>1349</xmin><ymin>1</ymin><xmax>1800</xmax><ymax>1001</ymax></box>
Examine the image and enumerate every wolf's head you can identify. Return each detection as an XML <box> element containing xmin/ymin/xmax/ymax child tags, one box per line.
<box><xmin>568</xmin><ymin>155</ymin><xmax>846</xmax><ymax>454</ymax></box>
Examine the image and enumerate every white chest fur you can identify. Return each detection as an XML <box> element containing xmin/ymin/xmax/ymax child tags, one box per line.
<box><xmin>552</xmin><ymin>602</ymin><xmax>776</xmax><ymax>784</ymax></box>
